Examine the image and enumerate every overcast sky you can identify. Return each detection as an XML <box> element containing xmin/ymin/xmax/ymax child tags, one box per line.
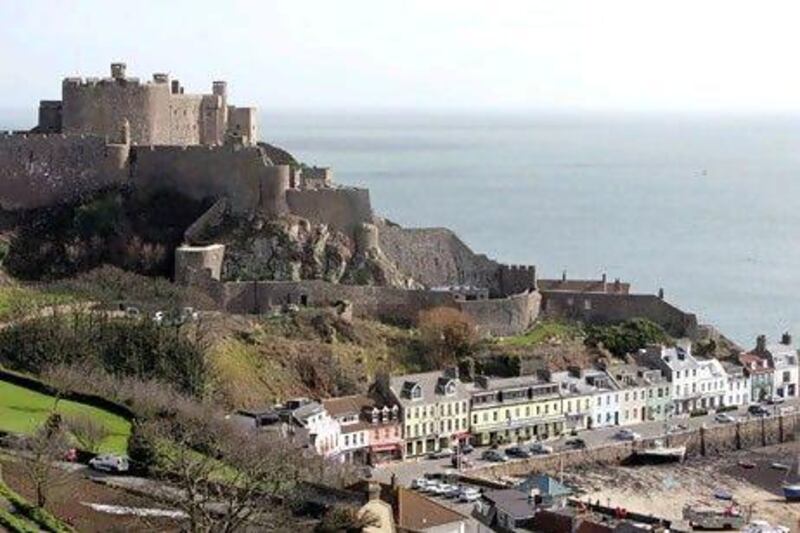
<box><xmin>1</xmin><ymin>0</ymin><xmax>799</xmax><ymax>112</ymax></box>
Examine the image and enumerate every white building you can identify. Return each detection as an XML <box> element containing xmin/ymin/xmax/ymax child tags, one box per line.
<box><xmin>322</xmin><ymin>395</ymin><xmax>372</xmax><ymax>464</ymax></box>
<box><xmin>605</xmin><ymin>364</ymin><xmax>672</xmax><ymax>424</ymax></box>
<box><xmin>291</xmin><ymin>399</ymin><xmax>341</xmax><ymax>458</ymax></box>
<box><xmin>636</xmin><ymin>342</ymin><xmax>728</xmax><ymax>415</ymax></box>
<box><xmin>583</xmin><ymin>369</ymin><xmax>621</xmax><ymax>428</ymax></box>
<box><xmin>722</xmin><ymin>361</ymin><xmax>751</xmax><ymax>407</ymax></box>
<box><xmin>762</xmin><ymin>333</ymin><xmax>800</xmax><ymax>400</ymax></box>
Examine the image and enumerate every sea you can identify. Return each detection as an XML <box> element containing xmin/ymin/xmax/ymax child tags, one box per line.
<box><xmin>4</xmin><ymin>109</ymin><xmax>800</xmax><ymax>346</ymax></box>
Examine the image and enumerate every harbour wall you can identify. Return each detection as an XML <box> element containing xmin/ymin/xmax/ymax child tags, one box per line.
<box><xmin>468</xmin><ymin>412</ymin><xmax>800</xmax><ymax>479</ymax></box>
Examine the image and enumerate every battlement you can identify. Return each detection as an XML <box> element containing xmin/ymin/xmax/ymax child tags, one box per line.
<box><xmin>53</xmin><ymin>62</ymin><xmax>253</xmax><ymax>147</ymax></box>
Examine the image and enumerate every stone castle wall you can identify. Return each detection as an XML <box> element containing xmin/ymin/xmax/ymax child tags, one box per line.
<box><xmin>541</xmin><ymin>291</ymin><xmax>698</xmax><ymax>337</ymax></box>
<box><xmin>221</xmin><ymin>279</ymin><xmax>540</xmax><ymax>336</ymax></box>
<box><xmin>376</xmin><ymin>224</ymin><xmax>501</xmax><ymax>291</ymax></box>
<box><xmin>60</xmin><ymin>75</ymin><xmax>226</xmax><ymax>146</ymax></box>
<box><xmin>0</xmin><ymin>132</ymin><xmax>128</xmax><ymax>210</ymax></box>
<box><xmin>286</xmin><ymin>187</ymin><xmax>372</xmax><ymax>236</ymax></box>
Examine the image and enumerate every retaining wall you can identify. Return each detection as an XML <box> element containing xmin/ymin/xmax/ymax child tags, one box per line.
<box><xmin>286</xmin><ymin>187</ymin><xmax>372</xmax><ymax>237</ymax></box>
<box><xmin>467</xmin><ymin>413</ymin><xmax>800</xmax><ymax>479</ymax></box>
<box><xmin>541</xmin><ymin>291</ymin><xmax>698</xmax><ymax>337</ymax></box>
<box><xmin>221</xmin><ymin>280</ymin><xmax>540</xmax><ymax>336</ymax></box>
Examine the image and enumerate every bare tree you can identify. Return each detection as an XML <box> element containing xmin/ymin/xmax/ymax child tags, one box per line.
<box><xmin>17</xmin><ymin>416</ymin><xmax>75</xmax><ymax>508</ymax></box>
<box><xmin>64</xmin><ymin>413</ymin><xmax>110</xmax><ymax>453</ymax></box>
<box><xmin>142</xmin><ymin>418</ymin><xmax>317</xmax><ymax>533</ymax></box>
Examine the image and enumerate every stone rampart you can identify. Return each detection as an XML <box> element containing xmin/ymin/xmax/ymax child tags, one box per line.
<box><xmin>286</xmin><ymin>187</ymin><xmax>372</xmax><ymax>237</ymax></box>
<box><xmin>541</xmin><ymin>291</ymin><xmax>698</xmax><ymax>337</ymax></box>
<box><xmin>221</xmin><ymin>279</ymin><xmax>538</xmax><ymax>336</ymax></box>
<box><xmin>376</xmin><ymin>224</ymin><xmax>501</xmax><ymax>291</ymax></box>
<box><xmin>467</xmin><ymin>413</ymin><xmax>799</xmax><ymax>479</ymax></box>
<box><xmin>0</xmin><ymin>132</ymin><xmax>128</xmax><ymax>210</ymax></box>
<box><xmin>132</xmin><ymin>144</ymin><xmax>286</xmax><ymax>214</ymax></box>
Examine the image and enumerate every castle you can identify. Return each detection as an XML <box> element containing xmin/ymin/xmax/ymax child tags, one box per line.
<box><xmin>0</xmin><ymin>63</ymin><xmax>699</xmax><ymax>337</ymax></box>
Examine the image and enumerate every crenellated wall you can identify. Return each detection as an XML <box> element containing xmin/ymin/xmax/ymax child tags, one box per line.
<box><xmin>221</xmin><ymin>279</ymin><xmax>540</xmax><ymax>336</ymax></box>
<box><xmin>540</xmin><ymin>291</ymin><xmax>698</xmax><ymax>337</ymax></box>
<box><xmin>0</xmin><ymin>132</ymin><xmax>128</xmax><ymax>210</ymax></box>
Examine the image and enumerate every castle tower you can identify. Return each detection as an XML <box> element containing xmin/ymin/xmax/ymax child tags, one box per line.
<box><xmin>260</xmin><ymin>165</ymin><xmax>290</xmax><ymax>217</ymax></box>
<box><xmin>110</xmin><ymin>62</ymin><xmax>127</xmax><ymax>80</ymax></box>
<box><xmin>356</xmin><ymin>222</ymin><xmax>380</xmax><ymax>254</ymax></box>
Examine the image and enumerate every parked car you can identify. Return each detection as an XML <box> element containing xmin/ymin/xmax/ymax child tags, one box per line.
<box><xmin>481</xmin><ymin>449</ymin><xmax>508</xmax><ymax>462</ymax></box>
<box><xmin>459</xmin><ymin>487</ymin><xmax>481</xmax><ymax>502</ymax></box>
<box><xmin>748</xmin><ymin>405</ymin><xmax>770</xmax><ymax>417</ymax></box>
<box><xmin>427</xmin><ymin>481</ymin><xmax>448</xmax><ymax>496</ymax></box>
<box><xmin>506</xmin><ymin>446</ymin><xmax>532</xmax><ymax>459</ymax></box>
<box><xmin>411</xmin><ymin>478</ymin><xmax>429</xmax><ymax>490</ymax></box>
<box><xmin>459</xmin><ymin>442</ymin><xmax>475</xmax><ymax>455</ymax></box>
<box><xmin>89</xmin><ymin>454</ymin><xmax>129</xmax><ymax>473</ymax></box>
<box><xmin>766</xmin><ymin>396</ymin><xmax>785</xmax><ymax>405</ymax></box>
<box><xmin>714</xmin><ymin>413</ymin><xmax>737</xmax><ymax>424</ymax></box>
<box><xmin>428</xmin><ymin>448</ymin><xmax>453</xmax><ymax>459</ymax></box>
<box><xmin>529</xmin><ymin>442</ymin><xmax>554</xmax><ymax>454</ymax></box>
<box><xmin>615</xmin><ymin>428</ymin><xmax>641</xmax><ymax>441</ymax></box>
<box><xmin>564</xmin><ymin>438</ymin><xmax>587</xmax><ymax>450</ymax></box>
<box><xmin>438</xmin><ymin>483</ymin><xmax>459</xmax><ymax>498</ymax></box>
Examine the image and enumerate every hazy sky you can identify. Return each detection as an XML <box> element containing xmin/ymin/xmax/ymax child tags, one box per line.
<box><xmin>2</xmin><ymin>0</ymin><xmax>799</xmax><ymax>112</ymax></box>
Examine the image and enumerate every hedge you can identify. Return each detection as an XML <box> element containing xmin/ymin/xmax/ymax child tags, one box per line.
<box><xmin>0</xmin><ymin>367</ymin><xmax>135</xmax><ymax>421</ymax></box>
<box><xmin>0</xmin><ymin>507</ymin><xmax>39</xmax><ymax>533</ymax></box>
<box><xmin>0</xmin><ymin>481</ymin><xmax>75</xmax><ymax>533</ymax></box>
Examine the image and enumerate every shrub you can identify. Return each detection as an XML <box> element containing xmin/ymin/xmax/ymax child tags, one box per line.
<box><xmin>584</xmin><ymin>318</ymin><xmax>670</xmax><ymax>357</ymax></box>
<box><xmin>64</xmin><ymin>414</ymin><xmax>110</xmax><ymax>454</ymax></box>
<box><xmin>690</xmin><ymin>408</ymin><xmax>708</xmax><ymax>417</ymax></box>
<box><xmin>717</xmin><ymin>404</ymin><xmax>738</xmax><ymax>413</ymax></box>
<box><xmin>418</xmin><ymin>307</ymin><xmax>478</xmax><ymax>368</ymax></box>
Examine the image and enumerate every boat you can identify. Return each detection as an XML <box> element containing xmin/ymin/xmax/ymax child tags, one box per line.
<box><xmin>770</xmin><ymin>462</ymin><xmax>789</xmax><ymax>470</ymax></box>
<box><xmin>713</xmin><ymin>489</ymin><xmax>733</xmax><ymax>501</ymax></box>
<box><xmin>742</xmin><ymin>520</ymin><xmax>790</xmax><ymax>533</ymax></box>
<box><xmin>737</xmin><ymin>460</ymin><xmax>756</xmax><ymax>469</ymax></box>
<box><xmin>634</xmin><ymin>439</ymin><xmax>686</xmax><ymax>463</ymax></box>
<box><xmin>682</xmin><ymin>502</ymin><xmax>746</xmax><ymax>530</ymax></box>
<box><xmin>780</xmin><ymin>452</ymin><xmax>800</xmax><ymax>502</ymax></box>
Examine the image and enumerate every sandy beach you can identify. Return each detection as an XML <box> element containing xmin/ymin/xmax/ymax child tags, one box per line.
<box><xmin>563</xmin><ymin>441</ymin><xmax>800</xmax><ymax>531</ymax></box>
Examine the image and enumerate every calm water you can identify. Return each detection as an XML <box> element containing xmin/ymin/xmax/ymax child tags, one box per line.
<box><xmin>261</xmin><ymin>112</ymin><xmax>800</xmax><ymax>346</ymax></box>
<box><xmin>3</xmin><ymin>110</ymin><xmax>799</xmax><ymax>345</ymax></box>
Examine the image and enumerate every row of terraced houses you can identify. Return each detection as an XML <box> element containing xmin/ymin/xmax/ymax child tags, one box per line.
<box><xmin>235</xmin><ymin>334</ymin><xmax>799</xmax><ymax>463</ymax></box>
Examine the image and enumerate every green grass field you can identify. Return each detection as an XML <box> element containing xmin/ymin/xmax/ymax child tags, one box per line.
<box><xmin>0</xmin><ymin>380</ymin><xmax>131</xmax><ymax>453</ymax></box>
<box><xmin>498</xmin><ymin>320</ymin><xmax>584</xmax><ymax>347</ymax></box>
<box><xmin>0</xmin><ymin>286</ymin><xmax>75</xmax><ymax>322</ymax></box>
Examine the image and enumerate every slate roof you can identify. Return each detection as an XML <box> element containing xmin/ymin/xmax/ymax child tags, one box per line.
<box><xmin>389</xmin><ymin>371</ymin><xmax>469</xmax><ymax>405</ymax></box>
<box><xmin>395</xmin><ymin>487</ymin><xmax>467</xmax><ymax>530</ymax></box>
<box><xmin>516</xmin><ymin>474</ymin><xmax>573</xmax><ymax>498</ymax></box>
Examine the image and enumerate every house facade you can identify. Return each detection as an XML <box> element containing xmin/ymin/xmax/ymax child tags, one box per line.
<box><xmin>723</xmin><ymin>361</ymin><xmax>751</xmax><ymax>407</ymax></box>
<box><xmin>549</xmin><ymin>368</ymin><xmax>596</xmax><ymax>432</ymax></box>
<box><xmin>762</xmin><ymin>333</ymin><xmax>800</xmax><ymax>400</ymax></box>
<box><xmin>383</xmin><ymin>368</ymin><xmax>471</xmax><ymax>457</ymax></box>
<box><xmin>467</xmin><ymin>375</ymin><xmax>564</xmax><ymax>446</ymax></box>
<box><xmin>739</xmin><ymin>351</ymin><xmax>774</xmax><ymax>402</ymax></box>
<box><xmin>605</xmin><ymin>364</ymin><xmax>671</xmax><ymax>424</ymax></box>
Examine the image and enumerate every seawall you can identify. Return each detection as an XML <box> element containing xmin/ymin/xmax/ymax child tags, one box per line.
<box><xmin>467</xmin><ymin>413</ymin><xmax>800</xmax><ymax>479</ymax></box>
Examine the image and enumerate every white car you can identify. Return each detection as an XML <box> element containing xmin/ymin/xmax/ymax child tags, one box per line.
<box><xmin>437</xmin><ymin>483</ymin><xmax>458</xmax><ymax>497</ymax></box>
<box><xmin>615</xmin><ymin>428</ymin><xmax>641</xmax><ymax>441</ymax></box>
<box><xmin>411</xmin><ymin>478</ymin><xmax>429</xmax><ymax>490</ymax></box>
<box><xmin>458</xmin><ymin>488</ymin><xmax>481</xmax><ymax>502</ymax></box>
<box><xmin>89</xmin><ymin>454</ymin><xmax>129</xmax><ymax>473</ymax></box>
<box><xmin>426</xmin><ymin>481</ymin><xmax>446</xmax><ymax>495</ymax></box>
<box><xmin>529</xmin><ymin>442</ymin><xmax>554</xmax><ymax>454</ymax></box>
<box><xmin>714</xmin><ymin>413</ymin><xmax>736</xmax><ymax>424</ymax></box>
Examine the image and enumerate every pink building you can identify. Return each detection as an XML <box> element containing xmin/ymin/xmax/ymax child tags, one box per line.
<box><xmin>363</xmin><ymin>402</ymin><xmax>404</xmax><ymax>464</ymax></box>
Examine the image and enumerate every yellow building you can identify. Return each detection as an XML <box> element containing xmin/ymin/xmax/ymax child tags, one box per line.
<box><xmin>383</xmin><ymin>368</ymin><xmax>471</xmax><ymax>457</ymax></box>
<box><xmin>467</xmin><ymin>375</ymin><xmax>564</xmax><ymax>446</ymax></box>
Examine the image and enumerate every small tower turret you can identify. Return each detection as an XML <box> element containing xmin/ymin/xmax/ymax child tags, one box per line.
<box><xmin>110</xmin><ymin>62</ymin><xmax>127</xmax><ymax>80</ymax></box>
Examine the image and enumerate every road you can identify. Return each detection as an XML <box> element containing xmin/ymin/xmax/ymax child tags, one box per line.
<box><xmin>372</xmin><ymin>400</ymin><xmax>799</xmax><ymax>488</ymax></box>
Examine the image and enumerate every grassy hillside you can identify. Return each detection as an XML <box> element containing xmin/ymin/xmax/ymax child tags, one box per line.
<box><xmin>0</xmin><ymin>380</ymin><xmax>131</xmax><ymax>453</ymax></box>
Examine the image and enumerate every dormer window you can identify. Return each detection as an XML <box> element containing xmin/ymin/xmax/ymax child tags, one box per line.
<box><xmin>445</xmin><ymin>381</ymin><xmax>456</xmax><ymax>396</ymax></box>
<box><xmin>411</xmin><ymin>386</ymin><xmax>422</xmax><ymax>399</ymax></box>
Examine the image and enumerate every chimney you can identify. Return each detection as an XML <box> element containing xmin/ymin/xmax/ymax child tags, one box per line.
<box><xmin>601</xmin><ymin>273</ymin><xmax>607</xmax><ymax>284</ymax></box>
<box><xmin>562</xmin><ymin>270</ymin><xmax>567</xmax><ymax>282</ymax></box>
<box><xmin>658</xmin><ymin>288</ymin><xmax>664</xmax><ymax>299</ymax></box>
<box><xmin>366</xmin><ymin>480</ymin><xmax>381</xmax><ymax>501</ymax></box>
<box><xmin>781</xmin><ymin>332</ymin><xmax>792</xmax><ymax>345</ymax></box>
<box><xmin>171</xmin><ymin>80</ymin><xmax>180</xmax><ymax>94</ymax></box>
<box><xmin>756</xmin><ymin>334</ymin><xmax>767</xmax><ymax>354</ymax></box>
